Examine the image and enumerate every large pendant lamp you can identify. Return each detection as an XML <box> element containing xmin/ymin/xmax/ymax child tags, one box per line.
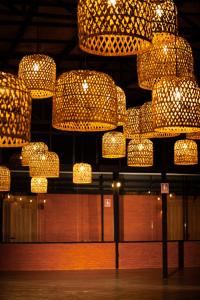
<box><xmin>116</xmin><ymin>86</ymin><xmax>126</xmax><ymax>126</ymax></box>
<box><xmin>31</xmin><ymin>177</ymin><xmax>48</xmax><ymax>193</ymax></box>
<box><xmin>174</xmin><ymin>140</ymin><xmax>198</xmax><ymax>165</ymax></box>
<box><xmin>29</xmin><ymin>151</ymin><xmax>59</xmax><ymax>178</ymax></box>
<box><xmin>127</xmin><ymin>139</ymin><xmax>153</xmax><ymax>167</ymax></box>
<box><xmin>21</xmin><ymin>142</ymin><xmax>48</xmax><ymax>166</ymax></box>
<box><xmin>0</xmin><ymin>166</ymin><xmax>10</xmax><ymax>191</ymax></box>
<box><xmin>52</xmin><ymin>70</ymin><xmax>117</xmax><ymax>132</ymax></box>
<box><xmin>0</xmin><ymin>72</ymin><xmax>32</xmax><ymax>147</ymax></box>
<box><xmin>73</xmin><ymin>163</ymin><xmax>92</xmax><ymax>184</ymax></box>
<box><xmin>18</xmin><ymin>54</ymin><xmax>56</xmax><ymax>99</ymax></box>
<box><xmin>123</xmin><ymin>107</ymin><xmax>141</xmax><ymax>139</ymax></box>
<box><xmin>102</xmin><ymin>131</ymin><xmax>126</xmax><ymax>158</ymax></box>
<box><xmin>78</xmin><ymin>0</ymin><xmax>152</xmax><ymax>56</ymax></box>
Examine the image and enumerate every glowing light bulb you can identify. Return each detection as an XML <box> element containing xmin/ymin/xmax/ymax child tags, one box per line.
<box><xmin>111</xmin><ymin>137</ymin><xmax>116</xmax><ymax>143</ymax></box>
<box><xmin>163</xmin><ymin>45</ymin><xmax>168</xmax><ymax>54</ymax></box>
<box><xmin>169</xmin><ymin>193</ymin><xmax>173</xmax><ymax>198</ymax></box>
<box><xmin>80</xmin><ymin>165</ymin><xmax>85</xmax><ymax>172</ymax></box>
<box><xmin>157</xmin><ymin>197</ymin><xmax>161</xmax><ymax>201</ymax></box>
<box><xmin>43</xmin><ymin>199</ymin><xmax>46</xmax><ymax>204</ymax></box>
<box><xmin>156</xmin><ymin>5</ymin><xmax>163</xmax><ymax>17</ymax></box>
<box><xmin>82</xmin><ymin>80</ymin><xmax>88</xmax><ymax>92</ymax></box>
<box><xmin>41</xmin><ymin>155</ymin><xmax>46</xmax><ymax>160</ymax></box>
<box><xmin>183</xmin><ymin>143</ymin><xmax>188</xmax><ymax>150</ymax></box>
<box><xmin>108</xmin><ymin>0</ymin><xmax>116</xmax><ymax>6</ymax></box>
<box><xmin>116</xmin><ymin>181</ymin><xmax>121</xmax><ymax>188</ymax></box>
<box><xmin>19</xmin><ymin>155</ymin><xmax>22</xmax><ymax>160</ymax></box>
<box><xmin>19</xmin><ymin>197</ymin><xmax>22</xmax><ymax>201</ymax></box>
<box><xmin>138</xmin><ymin>144</ymin><xmax>144</xmax><ymax>151</ymax></box>
<box><xmin>33</xmin><ymin>63</ymin><xmax>39</xmax><ymax>72</ymax></box>
<box><xmin>30</xmin><ymin>199</ymin><xmax>32</xmax><ymax>203</ymax></box>
<box><xmin>175</xmin><ymin>87</ymin><xmax>181</xmax><ymax>101</ymax></box>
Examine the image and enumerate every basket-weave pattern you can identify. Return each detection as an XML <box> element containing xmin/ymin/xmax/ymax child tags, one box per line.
<box><xmin>123</xmin><ymin>107</ymin><xmax>141</xmax><ymax>139</ymax></box>
<box><xmin>78</xmin><ymin>0</ymin><xmax>152</xmax><ymax>56</ymax></box>
<box><xmin>127</xmin><ymin>138</ymin><xmax>153</xmax><ymax>167</ymax></box>
<box><xmin>22</xmin><ymin>142</ymin><xmax>48</xmax><ymax>166</ymax></box>
<box><xmin>186</xmin><ymin>132</ymin><xmax>200</xmax><ymax>140</ymax></box>
<box><xmin>102</xmin><ymin>131</ymin><xmax>126</xmax><ymax>158</ymax></box>
<box><xmin>0</xmin><ymin>166</ymin><xmax>10</xmax><ymax>191</ymax></box>
<box><xmin>152</xmin><ymin>76</ymin><xmax>200</xmax><ymax>133</ymax></box>
<box><xmin>31</xmin><ymin>177</ymin><xmax>48</xmax><ymax>193</ymax></box>
<box><xmin>0</xmin><ymin>72</ymin><xmax>31</xmax><ymax>147</ymax></box>
<box><xmin>52</xmin><ymin>70</ymin><xmax>117</xmax><ymax>132</ymax></box>
<box><xmin>116</xmin><ymin>86</ymin><xmax>126</xmax><ymax>126</ymax></box>
<box><xmin>174</xmin><ymin>140</ymin><xmax>198</xmax><ymax>165</ymax></box>
<box><xmin>29</xmin><ymin>151</ymin><xmax>59</xmax><ymax>178</ymax></box>
<box><xmin>18</xmin><ymin>54</ymin><xmax>56</xmax><ymax>99</ymax></box>
<box><xmin>73</xmin><ymin>163</ymin><xmax>92</xmax><ymax>184</ymax></box>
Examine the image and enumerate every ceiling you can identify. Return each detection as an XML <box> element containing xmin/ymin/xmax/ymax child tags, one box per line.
<box><xmin>0</xmin><ymin>0</ymin><xmax>200</xmax><ymax>177</ymax></box>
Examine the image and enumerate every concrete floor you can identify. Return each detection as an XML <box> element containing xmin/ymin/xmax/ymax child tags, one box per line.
<box><xmin>0</xmin><ymin>269</ymin><xmax>200</xmax><ymax>300</ymax></box>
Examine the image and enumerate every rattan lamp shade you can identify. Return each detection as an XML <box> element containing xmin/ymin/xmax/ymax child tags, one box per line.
<box><xmin>52</xmin><ymin>70</ymin><xmax>117</xmax><ymax>132</ymax></box>
<box><xmin>141</xmin><ymin>101</ymin><xmax>179</xmax><ymax>138</ymax></box>
<box><xmin>78</xmin><ymin>0</ymin><xmax>152</xmax><ymax>56</ymax></box>
<box><xmin>152</xmin><ymin>76</ymin><xmax>200</xmax><ymax>133</ymax></box>
<box><xmin>29</xmin><ymin>151</ymin><xmax>59</xmax><ymax>178</ymax></box>
<box><xmin>174</xmin><ymin>140</ymin><xmax>198</xmax><ymax>165</ymax></box>
<box><xmin>73</xmin><ymin>163</ymin><xmax>92</xmax><ymax>184</ymax></box>
<box><xmin>186</xmin><ymin>132</ymin><xmax>200</xmax><ymax>140</ymax></box>
<box><xmin>127</xmin><ymin>139</ymin><xmax>153</xmax><ymax>167</ymax></box>
<box><xmin>0</xmin><ymin>72</ymin><xmax>31</xmax><ymax>147</ymax></box>
<box><xmin>102</xmin><ymin>131</ymin><xmax>126</xmax><ymax>158</ymax></box>
<box><xmin>21</xmin><ymin>142</ymin><xmax>48</xmax><ymax>166</ymax></box>
<box><xmin>123</xmin><ymin>107</ymin><xmax>141</xmax><ymax>139</ymax></box>
<box><xmin>0</xmin><ymin>166</ymin><xmax>10</xmax><ymax>191</ymax></box>
<box><xmin>18</xmin><ymin>54</ymin><xmax>56</xmax><ymax>99</ymax></box>
<box><xmin>31</xmin><ymin>177</ymin><xmax>48</xmax><ymax>193</ymax></box>
<box><xmin>116</xmin><ymin>86</ymin><xmax>126</xmax><ymax>126</ymax></box>
<box><xmin>137</xmin><ymin>35</ymin><xmax>194</xmax><ymax>90</ymax></box>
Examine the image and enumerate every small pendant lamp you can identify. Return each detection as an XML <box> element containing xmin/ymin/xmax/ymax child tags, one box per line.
<box><xmin>73</xmin><ymin>163</ymin><xmax>92</xmax><ymax>184</ymax></box>
<box><xmin>127</xmin><ymin>139</ymin><xmax>153</xmax><ymax>167</ymax></box>
<box><xmin>31</xmin><ymin>177</ymin><xmax>48</xmax><ymax>193</ymax></box>
<box><xmin>102</xmin><ymin>131</ymin><xmax>126</xmax><ymax>158</ymax></box>
<box><xmin>0</xmin><ymin>166</ymin><xmax>11</xmax><ymax>191</ymax></box>
<box><xmin>174</xmin><ymin>140</ymin><xmax>198</xmax><ymax>165</ymax></box>
<box><xmin>21</xmin><ymin>142</ymin><xmax>48</xmax><ymax>166</ymax></box>
<box><xmin>123</xmin><ymin>107</ymin><xmax>141</xmax><ymax>139</ymax></box>
<box><xmin>116</xmin><ymin>86</ymin><xmax>126</xmax><ymax>126</ymax></box>
<box><xmin>29</xmin><ymin>151</ymin><xmax>59</xmax><ymax>178</ymax></box>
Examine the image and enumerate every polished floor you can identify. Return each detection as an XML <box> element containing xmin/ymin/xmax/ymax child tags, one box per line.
<box><xmin>0</xmin><ymin>269</ymin><xmax>200</xmax><ymax>300</ymax></box>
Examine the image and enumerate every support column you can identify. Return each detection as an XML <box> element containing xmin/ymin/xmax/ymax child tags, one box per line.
<box><xmin>100</xmin><ymin>175</ymin><xmax>104</xmax><ymax>242</ymax></box>
<box><xmin>113</xmin><ymin>171</ymin><xmax>119</xmax><ymax>269</ymax></box>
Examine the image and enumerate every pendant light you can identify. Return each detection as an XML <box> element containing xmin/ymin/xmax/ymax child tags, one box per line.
<box><xmin>123</xmin><ymin>107</ymin><xmax>141</xmax><ymax>139</ymax></box>
<box><xmin>29</xmin><ymin>151</ymin><xmax>59</xmax><ymax>178</ymax></box>
<box><xmin>73</xmin><ymin>163</ymin><xmax>92</xmax><ymax>184</ymax></box>
<box><xmin>31</xmin><ymin>177</ymin><xmax>48</xmax><ymax>193</ymax></box>
<box><xmin>21</xmin><ymin>142</ymin><xmax>48</xmax><ymax>166</ymax></box>
<box><xmin>127</xmin><ymin>138</ymin><xmax>153</xmax><ymax>167</ymax></box>
<box><xmin>174</xmin><ymin>140</ymin><xmax>198</xmax><ymax>165</ymax></box>
<box><xmin>0</xmin><ymin>166</ymin><xmax>10</xmax><ymax>191</ymax></box>
<box><xmin>102</xmin><ymin>131</ymin><xmax>126</xmax><ymax>158</ymax></box>
<box><xmin>116</xmin><ymin>86</ymin><xmax>126</xmax><ymax>126</ymax></box>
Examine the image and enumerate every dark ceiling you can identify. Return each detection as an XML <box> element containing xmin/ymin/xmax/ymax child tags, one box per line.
<box><xmin>0</xmin><ymin>0</ymin><xmax>200</xmax><ymax>176</ymax></box>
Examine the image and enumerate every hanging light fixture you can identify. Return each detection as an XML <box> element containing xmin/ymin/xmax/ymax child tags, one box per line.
<box><xmin>29</xmin><ymin>151</ymin><xmax>59</xmax><ymax>178</ymax></box>
<box><xmin>0</xmin><ymin>72</ymin><xmax>32</xmax><ymax>147</ymax></box>
<box><xmin>0</xmin><ymin>166</ymin><xmax>10</xmax><ymax>191</ymax></box>
<box><xmin>18</xmin><ymin>54</ymin><xmax>56</xmax><ymax>99</ymax></box>
<box><xmin>116</xmin><ymin>86</ymin><xmax>126</xmax><ymax>126</ymax></box>
<box><xmin>77</xmin><ymin>0</ymin><xmax>152</xmax><ymax>56</ymax></box>
<box><xmin>123</xmin><ymin>107</ymin><xmax>141</xmax><ymax>139</ymax></box>
<box><xmin>127</xmin><ymin>139</ymin><xmax>153</xmax><ymax>167</ymax></box>
<box><xmin>186</xmin><ymin>132</ymin><xmax>200</xmax><ymax>140</ymax></box>
<box><xmin>141</xmin><ymin>101</ymin><xmax>179</xmax><ymax>138</ymax></box>
<box><xmin>152</xmin><ymin>76</ymin><xmax>200</xmax><ymax>133</ymax></box>
<box><xmin>102</xmin><ymin>131</ymin><xmax>126</xmax><ymax>158</ymax></box>
<box><xmin>73</xmin><ymin>163</ymin><xmax>92</xmax><ymax>184</ymax></box>
<box><xmin>52</xmin><ymin>70</ymin><xmax>118</xmax><ymax>132</ymax></box>
<box><xmin>174</xmin><ymin>140</ymin><xmax>198</xmax><ymax>165</ymax></box>
<box><xmin>31</xmin><ymin>177</ymin><xmax>48</xmax><ymax>193</ymax></box>
<box><xmin>21</xmin><ymin>142</ymin><xmax>48</xmax><ymax>166</ymax></box>
<box><xmin>137</xmin><ymin>35</ymin><xmax>194</xmax><ymax>90</ymax></box>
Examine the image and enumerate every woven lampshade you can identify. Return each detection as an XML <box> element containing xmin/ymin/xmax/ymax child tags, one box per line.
<box><xmin>0</xmin><ymin>166</ymin><xmax>10</xmax><ymax>191</ymax></box>
<box><xmin>73</xmin><ymin>163</ymin><xmax>92</xmax><ymax>184</ymax></box>
<box><xmin>186</xmin><ymin>132</ymin><xmax>200</xmax><ymax>140</ymax></box>
<box><xmin>116</xmin><ymin>86</ymin><xmax>126</xmax><ymax>126</ymax></box>
<box><xmin>29</xmin><ymin>151</ymin><xmax>59</xmax><ymax>178</ymax></box>
<box><xmin>78</xmin><ymin>0</ymin><xmax>152</xmax><ymax>56</ymax></box>
<box><xmin>123</xmin><ymin>107</ymin><xmax>141</xmax><ymax>139</ymax></box>
<box><xmin>127</xmin><ymin>139</ymin><xmax>153</xmax><ymax>167</ymax></box>
<box><xmin>21</xmin><ymin>142</ymin><xmax>48</xmax><ymax>166</ymax></box>
<box><xmin>18</xmin><ymin>54</ymin><xmax>56</xmax><ymax>99</ymax></box>
<box><xmin>137</xmin><ymin>35</ymin><xmax>194</xmax><ymax>90</ymax></box>
<box><xmin>174</xmin><ymin>140</ymin><xmax>198</xmax><ymax>165</ymax></box>
<box><xmin>0</xmin><ymin>72</ymin><xmax>31</xmax><ymax>147</ymax></box>
<box><xmin>52</xmin><ymin>70</ymin><xmax>117</xmax><ymax>132</ymax></box>
<box><xmin>102</xmin><ymin>131</ymin><xmax>126</xmax><ymax>158</ymax></box>
<box><xmin>31</xmin><ymin>177</ymin><xmax>48</xmax><ymax>193</ymax></box>
<box><xmin>152</xmin><ymin>76</ymin><xmax>200</xmax><ymax>133</ymax></box>
<box><xmin>141</xmin><ymin>101</ymin><xmax>179</xmax><ymax>138</ymax></box>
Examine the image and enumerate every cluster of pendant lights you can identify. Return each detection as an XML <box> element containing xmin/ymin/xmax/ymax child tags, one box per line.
<box><xmin>1</xmin><ymin>0</ymin><xmax>200</xmax><ymax>191</ymax></box>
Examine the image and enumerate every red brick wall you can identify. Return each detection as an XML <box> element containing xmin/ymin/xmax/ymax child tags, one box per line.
<box><xmin>185</xmin><ymin>241</ymin><xmax>200</xmax><ymax>267</ymax></box>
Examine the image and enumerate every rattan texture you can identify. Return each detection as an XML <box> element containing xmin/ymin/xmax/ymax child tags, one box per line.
<box><xmin>174</xmin><ymin>139</ymin><xmax>198</xmax><ymax>165</ymax></box>
<box><xmin>102</xmin><ymin>131</ymin><xmax>126</xmax><ymax>158</ymax></box>
<box><xmin>73</xmin><ymin>163</ymin><xmax>92</xmax><ymax>184</ymax></box>
<box><xmin>123</xmin><ymin>107</ymin><xmax>141</xmax><ymax>139</ymax></box>
<box><xmin>0</xmin><ymin>72</ymin><xmax>32</xmax><ymax>147</ymax></box>
<box><xmin>52</xmin><ymin>70</ymin><xmax>118</xmax><ymax>132</ymax></box>
<box><xmin>127</xmin><ymin>138</ymin><xmax>153</xmax><ymax>167</ymax></box>
<box><xmin>137</xmin><ymin>34</ymin><xmax>194</xmax><ymax>90</ymax></box>
<box><xmin>22</xmin><ymin>142</ymin><xmax>48</xmax><ymax>166</ymax></box>
<box><xmin>18</xmin><ymin>54</ymin><xmax>56</xmax><ymax>99</ymax></box>
<box><xmin>116</xmin><ymin>86</ymin><xmax>126</xmax><ymax>126</ymax></box>
<box><xmin>0</xmin><ymin>166</ymin><xmax>10</xmax><ymax>191</ymax></box>
<box><xmin>31</xmin><ymin>177</ymin><xmax>48</xmax><ymax>193</ymax></box>
<box><xmin>29</xmin><ymin>151</ymin><xmax>59</xmax><ymax>178</ymax></box>
<box><xmin>78</xmin><ymin>0</ymin><xmax>152</xmax><ymax>56</ymax></box>
<box><xmin>152</xmin><ymin>76</ymin><xmax>200</xmax><ymax>133</ymax></box>
<box><xmin>186</xmin><ymin>132</ymin><xmax>200</xmax><ymax>140</ymax></box>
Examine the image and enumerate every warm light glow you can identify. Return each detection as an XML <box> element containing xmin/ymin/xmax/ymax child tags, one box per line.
<box><xmin>19</xmin><ymin>197</ymin><xmax>22</xmax><ymax>201</ymax></box>
<box><xmin>169</xmin><ymin>193</ymin><xmax>173</xmax><ymax>198</ymax></box>
<box><xmin>82</xmin><ymin>80</ymin><xmax>88</xmax><ymax>92</ymax></box>
<box><xmin>156</xmin><ymin>5</ymin><xmax>163</xmax><ymax>18</ymax></box>
<box><xmin>30</xmin><ymin>199</ymin><xmax>32</xmax><ymax>203</ymax></box>
<box><xmin>163</xmin><ymin>45</ymin><xmax>168</xmax><ymax>54</ymax></box>
<box><xmin>33</xmin><ymin>63</ymin><xmax>39</xmax><ymax>72</ymax></box>
<box><xmin>108</xmin><ymin>0</ymin><xmax>116</xmax><ymax>6</ymax></box>
<box><xmin>116</xmin><ymin>181</ymin><xmax>121</xmax><ymax>188</ymax></box>
<box><xmin>44</xmin><ymin>199</ymin><xmax>46</xmax><ymax>204</ymax></box>
<box><xmin>174</xmin><ymin>139</ymin><xmax>198</xmax><ymax>165</ymax></box>
<box><xmin>174</xmin><ymin>87</ymin><xmax>181</xmax><ymax>101</ymax></box>
<box><xmin>73</xmin><ymin>163</ymin><xmax>92</xmax><ymax>184</ymax></box>
<box><xmin>128</xmin><ymin>139</ymin><xmax>153</xmax><ymax>167</ymax></box>
<box><xmin>102</xmin><ymin>131</ymin><xmax>126</xmax><ymax>158</ymax></box>
<box><xmin>29</xmin><ymin>151</ymin><xmax>59</xmax><ymax>178</ymax></box>
<box><xmin>21</xmin><ymin>142</ymin><xmax>48</xmax><ymax>167</ymax></box>
<box><xmin>157</xmin><ymin>197</ymin><xmax>161</xmax><ymax>201</ymax></box>
<box><xmin>0</xmin><ymin>167</ymin><xmax>11</xmax><ymax>192</ymax></box>
<box><xmin>31</xmin><ymin>177</ymin><xmax>48</xmax><ymax>193</ymax></box>
<box><xmin>138</xmin><ymin>144</ymin><xmax>144</xmax><ymax>151</ymax></box>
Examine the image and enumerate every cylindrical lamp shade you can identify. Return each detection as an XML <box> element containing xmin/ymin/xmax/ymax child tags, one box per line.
<box><xmin>127</xmin><ymin>139</ymin><xmax>153</xmax><ymax>167</ymax></box>
<box><xmin>123</xmin><ymin>107</ymin><xmax>141</xmax><ymax>139</ymax></box>
<box><xmin>137</xmin><ymin>35</ymin><xmax>194</xmax><ymax>90</ymax></box>
<box><xmin>116</xmin><ymin>86</ymin><xmax>126</xmax><ymax>126</ymax></box>
<box><xmin>152</xmin><ymin>77</ymin><xmax>200</xmax><ymax>133</ymax></box>
<box><xmin>29</xmin><ymin>151</ymin><xmax>59</xmax><ymax>178</ymax></box>
<box><xmin>174</xmin><ymin>140</ymin><xmax>198</xmax><ymax>165</ymax></box>
<box><xmin>0</xmin><ymin>72</ymin><xmax>31</xmax><ymax>147</ymax></box>
<box><xmin>73</xmin><ymin>163</ymin><xmax>92</xmax><ymax>184</ymax></box>
<box><xmin>78</xmin><ymin>0</ymin><xmax>152</xmax><ymax>56</ymax></box>
<box><xmin>31</xmin><ymin>177</ymin><xmax>48</xmax><ymax>193</ymax></box>
<box><xmin>21</xmin><ymin>142</ymin><xmax>48</xmax><ymax>166</ymax></box>
<box><xmin>18</xmin><ymin>54</ymin><xmax>56</xmax><ymax>99</ymax></box>
<box><xmin>102</xmin><ymin>131</ymin><xmax>126</xmax><ymax>158</ymax></box>
<box><xmin>186</xmin><ymin>132</ymin><xmax>200</xmax><ymax>140</ymax></box>
<box><xmin>52</xmin><ymin>70</ymin><xmax>117</xmax><ymax>132</ymax></box>
<box><xmin>141</xmin><ymin>101</ymin><xmax>179</xmax><ymax>138</ymax></box>
<box><xmin>0</xmin><ymin>166</ymin><xmax>10</xmax><ymax>191</ymax></box>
